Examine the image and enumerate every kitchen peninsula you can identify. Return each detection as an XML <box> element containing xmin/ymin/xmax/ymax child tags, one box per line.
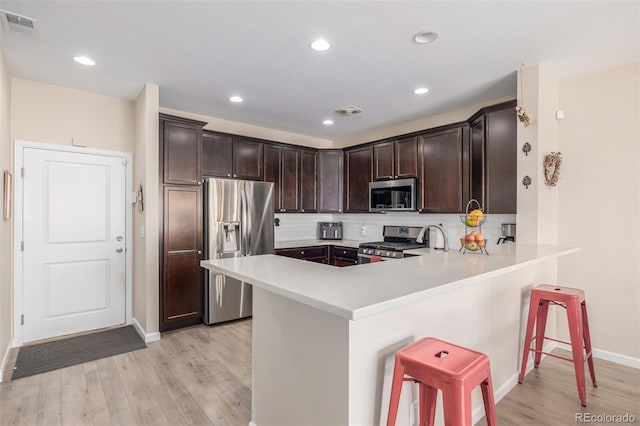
<box><xmin>201</xmin><ymin>244</ymin><xmax>578</xmax><ymax>426</ymax></box>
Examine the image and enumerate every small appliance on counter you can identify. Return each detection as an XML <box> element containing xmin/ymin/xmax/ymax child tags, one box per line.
<box><xmin>318</xmin><ymin>222</ymin><xmax>343</xmax><ymax>240</ymax></box>
<box><xmin>498</xmin><ymin>223</ymin><xmax>516</xmax><ymax>244</ymax></box>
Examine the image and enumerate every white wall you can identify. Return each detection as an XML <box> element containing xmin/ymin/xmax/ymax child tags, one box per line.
<box><xmin>160</xmin><ymin>107</ymin><xmax>332</xmax><ymax>149</ymax></box>
<box><xmin>557</xmin><ymin>61</ymin><xmax>640</xmax><ymax>359</ymax></box>
<box><xmin>11</xmin><ymin>78</ymin><xmax>134</xmax><ymax>152</ymax></box>
<box><xmin>0</xmin><ymin>49</ymin><xmax>13</xmax><ymax>375</ymax></box>
<box><xmin>133</xmin><ymin>84</ymin><xmax>160</xmax><ymax>339</ymax></box>
<box><xmin>333</xmin><ymin>96</ymin><xmax>515</xmax><ymax>148</ymax></box>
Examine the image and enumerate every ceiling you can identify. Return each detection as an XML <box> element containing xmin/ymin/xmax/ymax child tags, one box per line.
<box><xmin>0</xmin><ymin>1</ymin><xmax>638</xmax><ymax>140</ymax></box>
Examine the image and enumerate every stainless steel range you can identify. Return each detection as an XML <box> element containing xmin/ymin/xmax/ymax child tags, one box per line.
<box><xmin>358</xmin><ymin>225</ymin><xmax>429</xmax><ymax>263</ymax></box>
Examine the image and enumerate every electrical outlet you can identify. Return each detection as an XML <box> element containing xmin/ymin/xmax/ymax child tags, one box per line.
<box><xmin>360</xmin><ymin>225</ymin><xmax>366</xmax><ymax>236</ymax></box>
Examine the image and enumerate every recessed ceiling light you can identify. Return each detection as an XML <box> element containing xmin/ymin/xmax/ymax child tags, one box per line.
<box><xmin>73</xmin><ymin>56</ymin><xmax>95</xmax><ymax>66</ymax></box>
<box><xmin>412</xmin><ymin>31</ymin><xmax>438</xmax><ymax>44</ymax></box>
<box><xmin>229</xmin><ymin>96</ymin><xmax>243</xmax><ymax>103</ymax></box>
<box><xmin>322</xmin><ymin>119</ymin><xmax>334</xmax><ymax>125</ymax></box>
<box><xmin>310</xmin><ymin>39</ymin><xmax>331</xmax><ymax>51</ymax></box>
<box><xmin>413</xmin><ymin>87</ymin><xmax>430</xmax><ymax>95</ymax></box>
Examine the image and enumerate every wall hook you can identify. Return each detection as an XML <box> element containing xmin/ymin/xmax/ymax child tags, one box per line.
<box><xmin>522</xmin><ymin>176</ymin><xmax>532</xmax><ymax>189</ymax></box>
<box><xmin>522</xmin><ymin>142</ymin><xmax>532</xmax><ymax>156</ymax></box>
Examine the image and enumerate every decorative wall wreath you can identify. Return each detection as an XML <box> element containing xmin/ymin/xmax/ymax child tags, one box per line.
<box><xmin>543</xmin><ymin>152</ymin><xmax>562</xmax><ymax>187</ymax></box>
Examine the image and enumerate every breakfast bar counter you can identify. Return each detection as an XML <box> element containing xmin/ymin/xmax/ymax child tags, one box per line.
<box><xmin>201</xmin><ymin>244</ymin><xmax>578</xmax><ymax>426</ymax></box>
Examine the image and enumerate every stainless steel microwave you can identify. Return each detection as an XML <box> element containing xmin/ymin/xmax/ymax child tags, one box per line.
<box><xmin>369</xmin><ymin>178</ymin><xmax>417</xmax><ymax>212</ymax></box>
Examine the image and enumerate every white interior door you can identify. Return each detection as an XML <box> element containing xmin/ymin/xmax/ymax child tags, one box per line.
<box><xmin>22</xmin><ymin>147</ymin><xmax>127</xmax><ymax>343</ymax></box>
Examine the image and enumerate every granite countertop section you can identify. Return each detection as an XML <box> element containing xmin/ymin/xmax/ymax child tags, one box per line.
<box><xmin>201</xmin><ymin>244</ymin><xmax>579</xmax><ymax>321</ymax></box>
<box><xmin>275</xmin><ymin>239</ymin><xmax>362</xmax><ymax>249</ymax></box>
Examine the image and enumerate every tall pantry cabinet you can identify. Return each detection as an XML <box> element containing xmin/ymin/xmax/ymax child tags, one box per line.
<box><xmin>159</xmin><ymin>114</ymin><xmax>207</xmax><ymax>332</ymax></box>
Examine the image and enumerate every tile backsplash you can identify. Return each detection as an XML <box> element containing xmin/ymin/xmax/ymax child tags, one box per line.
<box><xmin>275</xmin><ymin>212</ymin><xmax>516</xmax><ymax>248</ymax></box>
<box><xmin>274</xmin><ymin>213</ymin><xmax>334</xmax><ymax>241</ymax></box>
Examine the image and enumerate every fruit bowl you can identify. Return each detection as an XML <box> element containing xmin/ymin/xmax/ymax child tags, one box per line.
<box><xmin>463</xmin><ymin>238</ymin><xmax>486</xmax><ymax>251</ymax></box>
<box><xmin>459</xmin><ymin>213</ymin><xmax>486</xmax><ymax>227</ymax></box>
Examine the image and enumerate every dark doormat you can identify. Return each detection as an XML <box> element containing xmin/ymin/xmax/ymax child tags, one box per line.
<box><xmin>12</xmin><ymin>325</ymin><xmax>146</xmax><ymax>380</ymax></box>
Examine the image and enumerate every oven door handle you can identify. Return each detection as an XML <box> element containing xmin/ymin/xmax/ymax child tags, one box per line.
<box><xmin>357</xmin><ymin>253</ymin><xmax>386</xmax><ymax>263</ymax></box>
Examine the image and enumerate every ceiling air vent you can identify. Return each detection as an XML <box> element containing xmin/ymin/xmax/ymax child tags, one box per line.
<box><xmin>0</xmin><ymin>10</ymin><xmax>39</xmax><ymax>36</ymax></box>
<box><xmin>335</xmin><ymin>106</ymin><xmax>362</xmax><ymax>116</ymax></box>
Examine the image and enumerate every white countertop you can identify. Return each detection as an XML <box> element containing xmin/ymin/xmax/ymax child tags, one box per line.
<box><xmin>275</xmin><ymin>239</ymin><xmax>362</xmax><ymax>249</ymax></box>
<box><xmin>201</xmin><ymin>244</ymin><xmax>579</xmax><ymax>321</ymax></box>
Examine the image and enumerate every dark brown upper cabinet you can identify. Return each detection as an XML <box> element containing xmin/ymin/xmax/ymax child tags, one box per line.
<box><xmin>234</xmin><ymin>137</ymin><xmax>263</xmax><ymax>180</ymax></box>
<box><xmin>160</xmin><ymin>114</ymin><xmax>206</xmax><ymax>185</ymax></box>
<box><xmin>202</xmin><ymin>132</ymin><xmax>233</xmax><ymax>178</ymax></box>
<box><xmin>263</xmin><ymin>144</ymin><xmax>282</xmax><ymax>211</ymax></box>
<box><xmin>281</xmin><ymin>147</ymin><xmax>300</xmax><ymax>212</ymax></box>
<box><xmin>202</xmin><ymin>132</ymin><xmax>263</xmax><ymax>181</ymax></box>
<box><xmin>300</xmin><ymin>150</ymin><xmax>317</xmax><ymax>213</ymax></box>
<box><xmin>317</xmin><ymin>150</ymin><xmax>343</xmax><ymax>213</ymax></box>
<box><xmin>373</xmin><ymin>136</ymin><xmax>418</xmax><ymax>181</ymax></box>
<box><xmin>469</xmin><ymin>101</ymin><xmax>517</xmax><ymax>213</ymax></box>
<box><xmin>344</xmin><ymin>145</ymin><xmax>373</xmax><ymax>213</ymax></box>
<box><xmin>264</xmin><ymin>144</ymin><xmax>314</xmax><ymax>213</ymax></box>
<box><xmin>395</xmin><ymin>136</ymin><xmax>419</xmax><ymax>178</ymax></box>
<box><xmin>373</xmin><ymin>142</ymin><xmax>394</xmax><ymax>180</ymax></box>
<box><xmin>418</xmin><ymin>127</ymin><xmax>464</xmax><ymax>213</ymax></box>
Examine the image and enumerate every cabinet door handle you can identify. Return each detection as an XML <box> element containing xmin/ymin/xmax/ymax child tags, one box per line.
<box><xmin>301</xmin><ymin>251</ymin><xmax>305</xmax><ymax>255</ymax></box>
<box><xmin>197</xmin><ymin>250</ymin><xmax>202</xmax><ymax>255</ymax></box>
<box><xmin>197</xmin><ymin>181</ymin><xmax>202</xmax><ymax>185</ymax></box>
<box><xmin>301</xmin><ymin>209</ymin><xmax>305</xmax><ymax>212</ymax></box>
<box><xmin>227</xmin><ymin>174</ymin><xmax>231</xmax><ymax>177</ymax></box>
<box><xmin>234</xmin><ymin>174</ymin><xmax>237</xmax><ymax>178</ymax></box>
<box><xmin>116</xmin><ymin>248</ymin><xmax>123</xmax><ymax>253</ymax></box>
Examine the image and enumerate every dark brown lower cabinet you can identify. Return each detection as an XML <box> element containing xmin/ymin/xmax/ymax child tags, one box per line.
<box><xmin>163</xmin><ymin>252</ymin><xmax>202</xmax><ymax>325</ymax></box>
<box><xmin>276</xmin><ymin>245</ymin><xmax>359</xmax><ymax>267</ymax></box>
<box><xmin>160</xmin><ymin>185</ymin><xmax>203</xmax><ymax>332</ymax></box>
<box><xmin>275</xmin><ymin>246</ymin><xmax>328</xmax><ymax>264</ymax></box>
<box><xmin>331</xmin><ymin>246</ymin><xmax>358</xmax><ymax>267</ymax></box>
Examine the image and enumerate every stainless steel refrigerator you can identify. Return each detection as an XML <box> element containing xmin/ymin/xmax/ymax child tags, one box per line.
<box><xmin>203</xmin><ymin>178</ymin><xmax>274</xmax><ymax>324</ymax></box>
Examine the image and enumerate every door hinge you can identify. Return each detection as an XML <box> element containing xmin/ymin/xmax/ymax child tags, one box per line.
<box><xmin>21</xmin><ymin>167</ymin><xmax>24</xmax><ymax>177</ymax></box>
<box><xmin>121</xmin><ymin>158</ymin><xmax>128</xmax><ymax>165</ymax></box>
<box><xmin>20</xmin><ymin>241</ymin><xmax>24</xmax><ymax>251</ymax></box>
<box><xmin>20</xmin><ymin>314</ymin><xmax>24</xmax><ymax>325</ymax></box>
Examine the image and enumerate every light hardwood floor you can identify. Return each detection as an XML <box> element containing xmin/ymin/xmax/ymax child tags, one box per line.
<box><xmin>1</xmin><ymin>320</ymin><xmax>638</xmax><ymax>426</ymax></box>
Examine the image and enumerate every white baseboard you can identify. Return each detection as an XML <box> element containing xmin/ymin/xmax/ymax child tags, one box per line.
<box><xmin>132</xmin><ymin>317</ymin><xmax>161</xmax><ymax>344</ymax></box>
<box><xmin>249</xmin><ymin>422</ymin><xmax>257</xmax><ymax>426</ymax></box>
<box><xmin>556</xmin><ymin>343</ymin><xmax>640</xmax><ymax>369</ymax></box>
<box><xmin>0</xmin><ymin>340</ymin><xmax>13</xmax><ymax>383</ymax></box>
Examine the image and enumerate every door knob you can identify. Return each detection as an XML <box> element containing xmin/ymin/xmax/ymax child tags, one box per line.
<box><xmin>116</xmin><ymin>248</ymin><xmax>123</xmax><ymax>253</ymax></box>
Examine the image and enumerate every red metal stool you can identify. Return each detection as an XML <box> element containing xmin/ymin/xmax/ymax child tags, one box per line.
<box><xmin>518</xmin><ymin>284</ymin><xmax>597</xmax><ymax>406</ymax></box>
<box><xmin>387</xmin><ymin>337</ymin><xmax>496</xmax><ymax>426</ymax></box>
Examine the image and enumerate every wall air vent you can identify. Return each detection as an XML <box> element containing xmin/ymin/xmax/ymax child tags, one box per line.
<box><xmin>0</xmin><ymin>9</ymin><xmax>39</xmax><ymax>36</ymax></box>
<box><xmin>334</xmin><ymin>106</ymin><xmax>362</xmax><ymax>116</ymax></box>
